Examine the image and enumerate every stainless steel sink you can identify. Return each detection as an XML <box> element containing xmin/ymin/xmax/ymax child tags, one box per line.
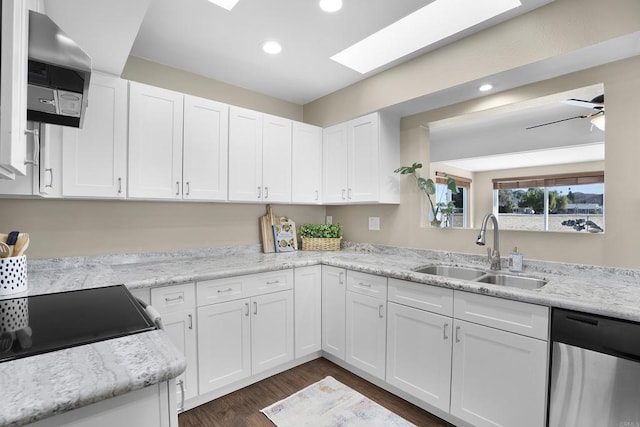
<box><xmin>476</xmin><ymin>273</ymin><xmax>547</xmax><ymax>290</ymax></box>
<box><xmin>413</xmin><ymin>265</ymin><xmax>486</xmax><ymax>281</ymax></box>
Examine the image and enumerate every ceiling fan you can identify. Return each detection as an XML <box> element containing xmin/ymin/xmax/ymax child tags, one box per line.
<box><xmin>526</xmin><ymin>95</ymin><xmax>605</xmax><ymax>130</ymax></box>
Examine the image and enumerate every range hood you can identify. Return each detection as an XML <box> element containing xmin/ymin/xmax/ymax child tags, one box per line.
<box><xmin>27</xmin><ymin>10</ymin><xmax>91</xmax><ymax>128</ymax></box>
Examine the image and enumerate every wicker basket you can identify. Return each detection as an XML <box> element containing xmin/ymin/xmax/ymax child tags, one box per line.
<box><xmin>300</xmin><ymin>237</ymin><xmax>342</xmax><ymax>251</ymax></box>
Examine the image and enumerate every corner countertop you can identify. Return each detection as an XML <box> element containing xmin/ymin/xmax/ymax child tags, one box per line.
<box><xmin>2</xmin><ymin>243</ymin><xmax>640</xmax><ymax>426</ymax></box>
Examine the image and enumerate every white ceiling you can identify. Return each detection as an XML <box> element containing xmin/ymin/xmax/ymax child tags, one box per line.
<box><xmin>129</xmin><ymin>0</ymin><xmax>552</xmax><ymax>104</ymax></box>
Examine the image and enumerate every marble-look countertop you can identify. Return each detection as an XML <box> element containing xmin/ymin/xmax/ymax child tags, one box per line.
<box><xmin>2</xmin><ymin>243</ymin><xmax>640</xmax><ymax>426</ymax></box>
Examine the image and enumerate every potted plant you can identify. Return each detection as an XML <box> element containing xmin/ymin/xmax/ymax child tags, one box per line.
<box><xmin>298</xmin><ymin>223</ymin><xmax>343</xmax><ymax>251</ymax></box>
<box><xmin>395</xmin><ymin>162</ymin><xmax>457</xmax><ymax>227</ymax></box>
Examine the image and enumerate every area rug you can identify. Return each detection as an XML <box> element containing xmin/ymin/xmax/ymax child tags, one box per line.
<box><xmin>260</xmin><ymin>376</ymin><xmax>416</xmax><ymax>427</ymax></box>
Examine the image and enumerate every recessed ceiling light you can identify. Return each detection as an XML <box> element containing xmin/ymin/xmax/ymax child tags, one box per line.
<box><xmin>319</xmin><ymin>0</ymin><xmax>343</xmax><ymax>13</ymax></box>
<box><xmin>331</xmin><ymin>0</ymin><xmax>522</xmax><ymax>74</ymax></box>
<box><xmin>479</xmin><ymin>84</ymin><xmax>493</xmax><ymax>92</ymax></box>
<box><xmin>207</xmin><ymin>0</ymin><xmax>240</xmax><ymax>11</ymax></box>
<box><xmin>263</xmin><ymin>41</ymin><xmax>282</xmax><ymax>55</ymax></box>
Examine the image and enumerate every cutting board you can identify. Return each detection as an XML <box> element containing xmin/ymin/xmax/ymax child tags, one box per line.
<box><xmin>260</xmin><ymin>205</ymin><xmax>277</xmax><ymax>253</ymax></box>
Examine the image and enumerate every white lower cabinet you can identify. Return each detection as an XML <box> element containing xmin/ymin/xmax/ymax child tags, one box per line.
<box><xmin>386</xmin><ymin>302</ymin><xmax>452</xmax><ymax>412</ymax></box>
<box><xmin>294</xmin><ymin>265</ymin><xmax>322</xmax><ymax>358</ymax></box>
<box><xmin>197</xmin><ymin>270</ymin><xmax>294</xmax><ymax>395</ymax></box>
<box><xmin>150</xmin><ymin>284</ymin><xmax>198</xmax><ymax>412</ymax></box>
<box><xmin>321</xmin><ymin>266</ymin><xmax>346</xmax><ymax>359</ymax></box>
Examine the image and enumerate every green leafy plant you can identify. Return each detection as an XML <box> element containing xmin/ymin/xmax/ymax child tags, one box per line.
<box><xmin>298</xmin><ymin>223</ymin><xmax>343</xmax><ymax>238</ymax></box>
<box><xmin>395</xmin><ymin>162</ymin><xmax>458</xmax><ymax>225</ymax></box>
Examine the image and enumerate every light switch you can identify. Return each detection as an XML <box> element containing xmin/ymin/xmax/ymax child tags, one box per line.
<box><xmin>368</xmin><ymin>217</ymin><xmax>380</xmax><ymax>231</ymax></box>
<box><xmin>326</xmin><ymin>216</ymin><xmax>333</xmax><ymax>225</ymax></box>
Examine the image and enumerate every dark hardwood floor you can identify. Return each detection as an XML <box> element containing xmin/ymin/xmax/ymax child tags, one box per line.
<box><xmin>179</xmin><ymin>358</ymin><xmax>455</xmax><ymax>427</ymax></box>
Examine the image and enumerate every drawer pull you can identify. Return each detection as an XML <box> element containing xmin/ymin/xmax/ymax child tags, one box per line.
<box><xmin>253</xmin><ymin>301</ymin><xmax>258</xmax><ymax>316</ymax></box>
<box><xmin>443</xmin><ymin>323</ymin><xmax>449</xmax><ymax>340</ymax></box>
<box><xmin>188</xmin><ymin>314</ymin><xmax>193</xmax><ymax>330</ymax></box>
<box><xmin>339</xmin><ymin>272</ymin><xmax>345</xmax><ymax>285</ymax></box>
<box><xmin>178</xmin><ymin>379</ymin><xmax>185</xmax><ymax>413</ymax></box>
<box><xmin>245</xmin><ymin>303</ymin><xmax>250</xmax><ymax>317</ymax></box>
<box><xmin>455</xmin><ymin>326</ymin><xmax>461</xmax><ymax>343</ymax></box>
<box><xmin>266</xmin><ymin>280</ymin><xmax>280</xmax><ymax>285</ymax></box>
<box><xmin>217</xmin><ymin>287</ymin><xmax>234</xmax><ymax>294</ymax></box>
<box><xmin>165</xmin><ymin>295</ymin><xmax>184</xmax><ymax>303</ymax></box>
<box><xmin>358</xmin><ymin>282</ymin><xmax>372</xmax><ymax>288</ymax></box>
<box><xmin>378</xmin><ymin>304</ymin><xmax>384</xmax><ymax>318</ymax></box>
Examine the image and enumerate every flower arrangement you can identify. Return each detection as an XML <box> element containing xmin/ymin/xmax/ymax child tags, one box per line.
<box><xmin>395</xmin><ymin>162</ymin><xmax>457</xmax><ymax>226</ymax></box>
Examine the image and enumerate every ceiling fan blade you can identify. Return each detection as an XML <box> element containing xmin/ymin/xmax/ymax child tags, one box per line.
<box><xmin>525</xmin><ymin>114</ymin><xmax>587</xmax><ymax>130</ymax></box>
<box><xmin>562</xmin><ymin>95</ymin><xmax>605</xmax><ymax>110</ymax></box>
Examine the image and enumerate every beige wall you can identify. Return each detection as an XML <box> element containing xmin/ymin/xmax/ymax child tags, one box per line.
<box><xmin>326</xmin><ymin>56</ymin><xmax>640</xmax><ymax>268</ymax></box>
<box><xmin>122</xmin><ymin>56</ymin><xmax>303</xmax><ymax>121</ymax></box>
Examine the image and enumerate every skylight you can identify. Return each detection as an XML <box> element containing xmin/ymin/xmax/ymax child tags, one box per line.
<box><xmin>331</xmin><ymin>0</ymin><xmax>522</xmax><ymax>74</ymax></box>
<box><xmin>208</xmin><ymin>0</ymin><xmax>240</xmax><ymax>11</ymax></box>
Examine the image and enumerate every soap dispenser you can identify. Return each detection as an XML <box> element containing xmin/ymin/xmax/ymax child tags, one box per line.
<box><xmin>509</xmin><ymin>247</ymin><xmax>523</xmax><ymax>272</ymax></box>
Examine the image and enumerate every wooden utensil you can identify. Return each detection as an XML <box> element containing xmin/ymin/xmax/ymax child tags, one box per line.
<box><xmin>13</xmin><ymin>233</ymin><xmax>29</xmax><ymax>257</ymax></box>
<box><xmin>0</xmin><ymin>242</ymin><xmax>10</xmax><ymax>259</ymax></box>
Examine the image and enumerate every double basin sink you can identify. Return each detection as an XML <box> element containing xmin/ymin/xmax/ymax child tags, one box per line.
<box><xmin>412</xmin><ymin>265</ymin><xmax>547</xmax><ymax>290</ymax></box>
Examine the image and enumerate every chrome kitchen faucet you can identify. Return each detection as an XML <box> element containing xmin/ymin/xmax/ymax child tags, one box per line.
<box><xmin>476</xmin><ymin>213</ymin><xmax>501</xmax><ymax>270</ymax></box>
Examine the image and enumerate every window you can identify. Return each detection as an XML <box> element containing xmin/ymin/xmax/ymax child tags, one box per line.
<box><xmin>493</xmin><ymin>172</ymin><xmax>604</xmax><ymax>233</ymax></box>
<box><xmin>436</xmin><ymin>172</ymin><xmax>471</xmax><ymax>228</ymax></box>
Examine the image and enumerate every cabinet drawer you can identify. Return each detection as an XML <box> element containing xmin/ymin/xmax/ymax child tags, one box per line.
<box><xmin>244</xmin><ymin>269</ymin><xmax>293</xmax><ymax>297</ymax></box>
<box><xmin>151</xmin><ymin>283</ymin><xmax>195</xmax><ymax>313</ymax></box>
<box><xmin>388</xmin><ymin>278</ymin><xmax>453</xmax><ymax>317</ymax></box>
<box><xmin>454</xmin><ymin>291</ymin><xmax>549</xmax><ymax>340</ymax></box>
<box><xmin>197</xmin><ymin>276</ymin><xmax>246</xmax><ymax>307</ymax></box>
<box><xmin>347</xmin><ymin>270</ymin><xmax>387</xmax><ymax>299</ymax></box>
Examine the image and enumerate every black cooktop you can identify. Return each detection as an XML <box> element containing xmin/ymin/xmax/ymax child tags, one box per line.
<box><xmin>0</xmin><ymin>285</ymin><xmax>157</xmax><ymax>363</ymax></box>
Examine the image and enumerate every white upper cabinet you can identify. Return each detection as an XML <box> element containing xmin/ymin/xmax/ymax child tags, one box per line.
<box><xmin>322</xmin><ymin>122</ymin><xmax>349</xmax><ymax>203</ymax></box>
<box><xmin>183</xmin><ymin>96</ymin><xmax>229</xmax><ymax>201</ymax></box>
<box><xmin>292</xmin><ymin>122</ymin><xmax>322</xmax><ymax>204</ymax></box>
<box><xmin>228</xmin><ymin>106</ymin><xmax>263</xmax><ymax>202</ymax></box>
<box><xmin>323</xmin><ymin>112</ymin><xmax>399</xmax><ymax>204</ymax></box>
<box><xmin>261</xmin><ymin>114</ymin><xmax>292</xmax><ymax>203</ymax></box>
<box><xmin>128</xmin><ymin>82</ymin><xmax>184</xmax><ymax>199</ymax></box>
<box><xmin>62</xmin><ymin>73</ymin><xmax>128</xmax><ymax>198</ymax></box>
<box><xmin>0</xmin><ymin>0</ymin><xmax>37</xmax><ymax>178</ymax></box>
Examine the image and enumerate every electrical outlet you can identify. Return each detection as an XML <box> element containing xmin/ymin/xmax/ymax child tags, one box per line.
<box><xmin>368</xmin><ymin>217</ymin><xmax>380</xmax><ymax>231</ymax></box>
<box><xmin>326</xmin><ymin>216</ymin><xmax>332</xmax><ymax>225</ymax></box>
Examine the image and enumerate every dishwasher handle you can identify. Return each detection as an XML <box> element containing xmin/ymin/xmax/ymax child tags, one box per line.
<box><xmin>552</xmin><ymin>308</ymin><xmax>640</xmax><ymax>363</ymax></box>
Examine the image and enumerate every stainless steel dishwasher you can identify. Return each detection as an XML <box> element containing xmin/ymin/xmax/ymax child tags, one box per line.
<box><xmin>549</xmin><ymin>308</ymin><xmax>640</xmax><ymax>427</ymax></box>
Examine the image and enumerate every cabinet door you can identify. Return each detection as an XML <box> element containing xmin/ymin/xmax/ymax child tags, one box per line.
<box><xmin>348</xmin><ymin>113</ymin><xmax>379</xmax><ymax>202</ymax></box>
<box><xmin>251</xmin><ymin>290</ymin><xmax>294</xmax><ymax>375</ymax></box>
<box><xmin>37</xmin><ymin>124</ymin><xmax>62</xmax><ymax>197</ymax></box>
<box><xmin>183</xmin><ymin>96</ymin><xmax>229</xmax><ymax>201</ymax></box>
<box><xmin>386</xmin><ymin>302</ymin><xmax>452</xmax><ymax>412</ymax></box>
<box><xmin>262</xmin><ymin>114</ymin><xmax>291</xmax><ymax>203</ymax></box>
<box><xmin>228</xmin><ymin>106</ymin><xmax>263</xmax><ymax>202</ymax></box>
<box><xmin>450</xmin><ymin>319</ymin><xmax>548</xmax><ymax>427</ymax></box>
<box><xmin>321</xmin><ymin>266</ymin><xmax>346</xmax><ymax>359</ymax></box>
<box><xmin>345</xmin><ymin>291</ymin><xmax>386</xmax><ymax>380</ymax></box>
<box><xmin>294</xmin><ymin>265</ymin><xmax>322</xmax><ymax>358</ymax></box>
<box><xmin>128</xmin><ymin>82</ymin><xmax>183</xmax><ymax>199</ymax></box>
<box><xmin>62</xmin><ymin>73</ymin><xmax>128</xmax><ymax>198</ymax></box>
<box><xmin>291</xmin><ymin>122</ymin><xmax>322</xmax><ymax>204</ymax></box>
<box><xmin>197</xmin><ymin>299</ymin><xmax>251</xmax><ymax>394</ymax></box>
<box><xmin>161</xmin><ymin>309</ymin><xmax>198</xmax><ymax>406</ymax></box>
<box><xmin>322</xmin><ymin>123</ymin><xmax>348</xmax><ymax>204</ymax></box>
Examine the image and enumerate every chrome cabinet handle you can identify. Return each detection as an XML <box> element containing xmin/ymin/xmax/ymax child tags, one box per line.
<box><xmin>348</xmin><ymin>188</ymin><xmax>352</xmax><ymax>199</ymax></box>
<box><xmin>177</xmin><ymin>379</ymin><xmax>185</xmax><ymax>413</ymax></box>
<box><xmin>455</xmin><ymin>326</ymin><xmax>461</xmax><ymax>343</ymax></box>
<box><xmin>338</xmin><ymin>271</ymin><xmax>345</xmax><ymax>285</ymax></box>
<box><xmin>186</xmin><ymin>181</ymin><xmax>190</xmax><ymax>196</ymax></box>
<box><xmin>341</xmin><ymin>189</ymin><xmax>346</xmax><ymax>200</ymax></box>
<box><xmin>165</xmin><ymin>295</ymin><xmax>184</xmax><ymax>302</ymax></box>
<box><xmin>443</xmin><ymin>323</ymin><xmax>449</xmax><ymax>340</ymax></box>
<box><xmin>264</xmin><ymin>186</ymin><xmax>269</xmax><ymax>199</ymax></box>
<box><xmin>245</xmin><ymin>302</ymin><xmax>250</xmax><ymax>316</ymax></box>
<box><xmin>315</xmin><ymin>190</ymin><xmax>319</xmax><ymax>201</ymax></box>
<box><xmin>266</xmin><ymin>280</ymin><xmax>280</xmax><ymax>285</ymax></box>
<box><xmin>358</xmin><ymin>282</ymin><xmax>372</xmax><ymax>288</ymax></box>
<box><xmin>24</xmin><ymin>128</ymin><xmax>40</xmax><ymax>166</ymax></box>
<box><xmin>117</xmin><ymin>177</ymin><xmax>122</xmax><ymax>194</ymax></box>
<box><xmin>176</xmin><ymin>181</ymin><xmax>180</xmax><ymax>196</ymax></box>
<box><xmin>45</xmin><ymin>168</ymin><xmax>53</xmax><ymax>188</ymax></box>
<box><xmin>258</xmin><ymin>186</ymin><xmax>262</xmax><ymax>198</ymax></box>
<box><xmin>378</xmin><ymin>304</ymin><xmax>384</xmax><ymax>318</ymax></box>
<box><xmin>217</xmin><ymin>287</ymin><xmax>234</xmax><ymax>294</ymax></box>
<box><xmin>188</xmin><ymin>314</ymin><xmax>193</xmax><ymax>330</ymax></box>
<box><xmin>253</xmin><ymin>301</ymin><xmax>258</xmax><ymax>315</ymax></box>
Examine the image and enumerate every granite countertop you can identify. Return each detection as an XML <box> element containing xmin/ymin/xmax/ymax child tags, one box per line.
<box><xmin>2</xmin><ymin>243</ymin><xmax>640</xmax><ymax>426</ymax></box>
